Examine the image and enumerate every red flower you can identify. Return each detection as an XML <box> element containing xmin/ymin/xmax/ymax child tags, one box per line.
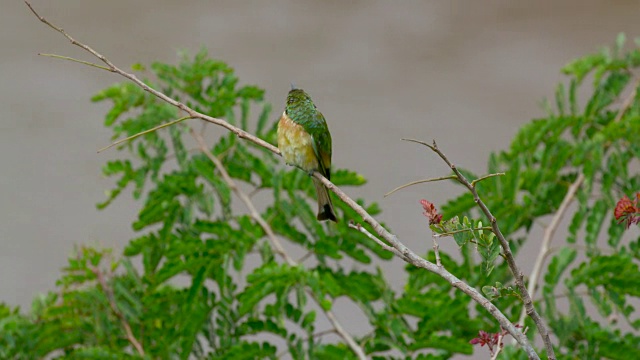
<box><xmin>420</xmin><ymin>199</ymin><xmax>443</xmax><ymax>225</ymax></box>
<box><xmin>469</xmin><ymin>330</ymin><xmax>496</xmax><ymax>349</ymax></box>
<box><xmin>614</xmin><ymin>194</ymin><xmax>640</xmax><ymax>229</ymax></box>
<box><xmin>470</xmin><ymin>325</ymin><xmax>523</xmax><ymax>355</ymax></box>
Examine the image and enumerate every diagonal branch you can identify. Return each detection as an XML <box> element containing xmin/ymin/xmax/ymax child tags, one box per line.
<box><xmin>518</xmin><ymin>173</ymin><xmax>585</xmax><ymax>326</ymax></box>
<box><xmin>190</xmin><ymin>129</ymin><xmax>367</xmax><ymax>360</ymax></box>
<box><xmin>90</xmin><ymin>264</ymin><xmax>145</xmax><ymax>356</ymax></box>
<box><xmin>613</xmin><ymin>77</ymin><xmax>640</xmax><ymax>123</ymax></box>
<box><xmin>312</xmin><ymin>171</ymin><xmax>538</xmax><ymax>359</ymax></box>
<box><xmin>348</xmin><ymin>221</ymin><xmax>409</xmax><ymax>261</ymax></box>
<box><xmin>403</xmin><ymin>138</ymin><xmax>556</xmax><ymax>360</ymax></box>
<box><xmin>26</xmin><ymin>2</ymin><xmax>539</xmax><ymax>358</ymax></box>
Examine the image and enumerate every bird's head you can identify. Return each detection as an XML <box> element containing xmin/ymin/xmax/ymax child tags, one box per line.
<box><xmin>286</xmin><ymin>88</ymin><xmax>316</xmax><ymax>116</ymax></box>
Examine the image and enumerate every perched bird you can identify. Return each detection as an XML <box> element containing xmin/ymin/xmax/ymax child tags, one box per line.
<box><xmin>277</xmin><ymin>88</ymin><xmax>337</xmax><ymax>222</ymax></box>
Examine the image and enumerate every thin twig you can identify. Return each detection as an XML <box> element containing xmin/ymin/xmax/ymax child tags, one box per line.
<box><xmin>190</xmin><ymin>129</ymin><xmax>294</xmax><ymax>264</ymax></box>
<box><xmin>248</xmin><ymin>188</ymin><xmax>266</xmax><ymax>199</ymax></box>
<box><xmin>471</xmin><ymin>172</ymin><xmax>505</xmax><ymax>187</ymax></box>
<box><xmin>190</xmin><ymin>129</ymin><xmax>367</xmax><ymax>360</ymax></box>
<box><xmin>536</xmin><ymin>290</ymin><xmax>589</xmax><ymax>302</ymax></box>
<box><xmin>310</xmin><ymin>328</ymin><xmax>338</xmax><ymax>339</ymax></box>
<box><xmin>402</xmin><ymin>138</ymin><xmax>437</xmax><ymax>151</ymax></box>
<box><xmin>384</xmin><ymin>175</ymin><xmax>458</xmax><ymax>197</ymax></box>
<box><xmin>91</xmin><ymin>265</ymin><xmax>145</xmax><ymax>356</ymax></box>
<box><xmin>296</xmin><ymin>251</ymin><xmax>314</xmax><ymax>264</ymax></box>
<box><xmin>403</xmin><ymin>138</ymin><xmax>555</xmax><ymax>360</ymax></box>
<box><xmin>27</xmin><ymin>3</ymin><xmax>539</xmax><ymax>358</ymax></box>
<box><xmin>433</xmin><ymin>226</ymin><xmax>493</xmax><ymax>238</ymax></box>
<box><xmin>491</xmin><ymin>332</ymin><xmax>505</xmax><ymax>360</ymax></box>
<box><xmin>432</xmin><ymin>233</ymin><xmax>442</xmax><ymax>267</ymax></box>
<box><xmin>518</xmin><ymin>173</ymin><xmax>584</xmax><ymax>326</ymax></box>
<box><xmin>613</xmin><ymin>77</ymin><xmax>640</xmax><ymax>123</ymax></box>
<box><xmin>39</xmin><ymin>53</ymin><xmax>112</xmax><ymax>71</ymax></box>
<box><xmin>348</xmin><ymin>221</ymin><xmax>408</xmax><ymax>261</ymax></box>
<box><xmin>98</xmin><ymin>116</ymin><xmax>193</xmax><ymax>153</ymax></box>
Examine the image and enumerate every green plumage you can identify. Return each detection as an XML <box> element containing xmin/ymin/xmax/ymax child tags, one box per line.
<box><xmin>278</xmin><ymin>88</ymin><xmax>337</xmax><ymax>222</ymax></box>
<box><xmin>285</xmin><ymin>89</ymin><xmax>332</xmax><ymax>179</ymax></box>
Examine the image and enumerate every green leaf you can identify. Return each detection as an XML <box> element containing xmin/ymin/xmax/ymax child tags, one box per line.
<box><xmin>440</xmin><ymin>194</ymin><xmax>475</xmax><ymax>222</ymax></box>
<box><xmin>544</xmin><ymin>247</ymin><xmax>577</xmax><ymax>292</ymax></box>
<box><xmin>585</xmin><ymin>199</ymin><xmax>609</xmax><ymax>247</ymax></box>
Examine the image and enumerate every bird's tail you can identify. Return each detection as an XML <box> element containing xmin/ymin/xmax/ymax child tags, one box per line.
<box><xmin>313</xmin><ymin>178</ymin><xmax>337</xmax><ymax>222</ymax></box>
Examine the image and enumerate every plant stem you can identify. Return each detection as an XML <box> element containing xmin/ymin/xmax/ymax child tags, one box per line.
<box><xmin>518</xmin><ymin>174</ymin><xmax>584</xmax><ymax>326</ymax></box>
<box><xmin>403</xmin><ymin>138</ymin><xmax>555</xmax><ymax>359</ymax></box>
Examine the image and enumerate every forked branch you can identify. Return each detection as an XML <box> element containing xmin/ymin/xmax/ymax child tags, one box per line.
<box><xmin>402</xmin><ymin>138</ymin><xmax>556</xmax><ymax>360</ymax></box>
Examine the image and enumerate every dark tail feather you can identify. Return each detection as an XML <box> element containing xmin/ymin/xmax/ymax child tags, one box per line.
<box><xmin>313</xmin><ymin>178</ymin><xmax>337</xmax><ymax>222</ymax></box>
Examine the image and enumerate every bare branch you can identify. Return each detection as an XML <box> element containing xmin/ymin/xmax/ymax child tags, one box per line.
<box><xmin>614</xmin><ymin>77</ymin><xmax>640</xmax><ymax>123</ymax></box>
<box><xmin>433</xmin><ymin>226</ymin><xmax>493</xmax><ymax>238</ymax></box>
<box><xmin>191</xmin><ymin>129</ymin><xmax>293</xmax><ymax>263</ymax></box>
<box><xmin>471</xmin><ymin>172</ymin><xmax>505</xmax><ymax>187</ymax></box>
<box><xmin>39</xmin><ymin>53</ymin><xmax>112</xmax><ymax>71</ymax></box>
<box><xmin>404</xmin><ymin>138</ymin><xmax>555</xmax><ymax>359</ymax></box>
<box><xmin>432</xmin><ymin>234</ymin><xmax>442</xmax><ymax>267</ymax></box>
<box><xmin>385</xmin><ymin>175</ymin><xmax>459</xmax><ymax>197</ymax></box>
<box><xmin>98</xmin><ymin>116</ymin><xmax>193</xmax><ymax>153</ymax></box>
<box><xmin>402</xmin><ymin>138</ymin><xmax>436</xmax><ymax>151</ymax></box>
<box><xmin>348</xmin><ymin>221</ymin><xmax>408</xmax><ymax>260</ymax></box>
<box><xmin>296</xmin><ymin>251</ymin><xmax>314</xmax><ymax>264</ymax></box>
<box><xmin>518</xmin><ymin>174</ymin><xmax>585</xmax><ymax>326</ymax></box>
<box><xmin>384</xmin><ymin>170</ymin><xmax>503</xmax><ymax>197</ymax></box>
<box><xmin>491</xmin><ymin>332</ymin><xmax>505</xmax><ymax>360</ymax></box>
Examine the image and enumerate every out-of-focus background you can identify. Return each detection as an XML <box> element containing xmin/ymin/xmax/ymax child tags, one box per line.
<box><xmin>2</xmin><ymin>0</ymin><xmax>640</xmax><ymax>357</ymax></box>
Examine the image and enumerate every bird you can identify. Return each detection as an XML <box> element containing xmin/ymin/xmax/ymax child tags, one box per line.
<box><xmin>277</xmin><ymin>87</ymin><xmax>337</xmax><ymax>222</ymax></box>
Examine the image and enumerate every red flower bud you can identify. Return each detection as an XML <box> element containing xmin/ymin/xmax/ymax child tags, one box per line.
<box><xmin>614</xmin><ymin>194</ymin><xmax>640</xmax><ymax>229</ymax></box>
<box><xmin>420</xmin><ymin>199</ymin><xmax>443</xmax><ymax>225</ymax></box>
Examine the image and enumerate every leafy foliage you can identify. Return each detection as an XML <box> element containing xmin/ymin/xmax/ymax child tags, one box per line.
<box><xmin>439</xmin><ymin>34</ymin><xmax>640</xmax><ymax>358</ymax></box>
<box><xmin>3</xmin><ymin>35</ymin><xmax>640</xmax><ymax>359</ymax></box>
<box><xmin>1</xmin><ymin>50</ymin><xmax>492</xmax><ymax>359</ymax></box>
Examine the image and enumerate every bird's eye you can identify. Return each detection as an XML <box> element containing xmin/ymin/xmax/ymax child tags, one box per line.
<box><xmin>287</xmin><ymin>97</ymin><xmax>295</xmax><ymax>104</ymax></box>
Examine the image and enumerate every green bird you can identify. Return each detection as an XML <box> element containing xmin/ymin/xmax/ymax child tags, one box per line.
<box><xmin>277</xmin><ymin>88</ymin><xmax>337</xmax><ymax>222</ymax></box>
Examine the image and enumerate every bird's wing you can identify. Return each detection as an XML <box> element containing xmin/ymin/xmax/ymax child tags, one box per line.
<box><xmin>310</xmin><ymin>111</ymin><xmax>332</xmax><ymax>180</ymax></box>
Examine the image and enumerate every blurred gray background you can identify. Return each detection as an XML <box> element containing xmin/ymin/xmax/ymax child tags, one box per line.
<box><xmin>3</xmin><ymin>0</ymin><xmax>640</xmax><ymax>357</ymax></box>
